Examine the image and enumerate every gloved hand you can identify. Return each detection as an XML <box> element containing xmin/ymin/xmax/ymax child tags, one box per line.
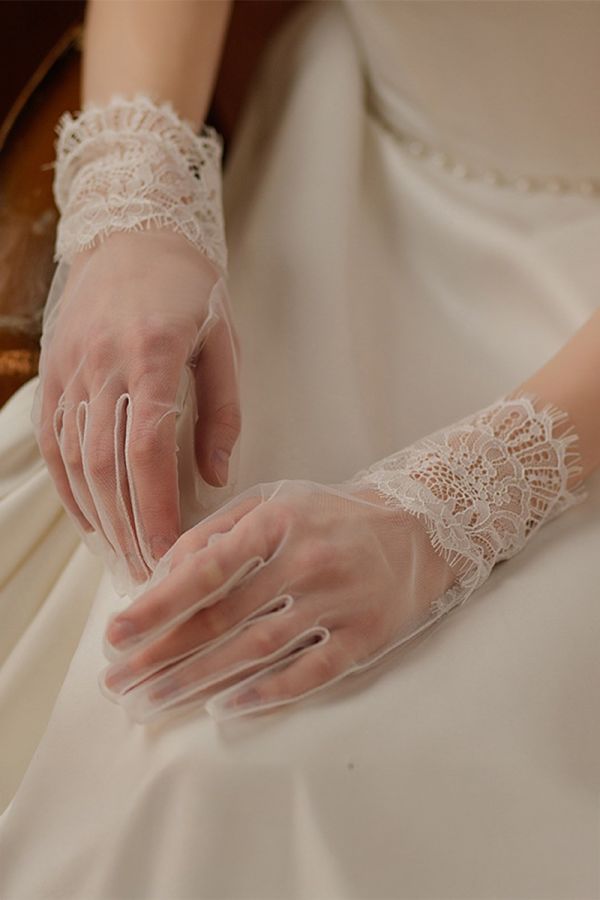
<box><xmin>99</xmin><ymin>393</ymin><xmax>587</xmax><ymax>722</ymax></box>
<box><xmin>31</xmin><ymin>94</ymin><xmax>240</xmax><ymax>594</ymax></box>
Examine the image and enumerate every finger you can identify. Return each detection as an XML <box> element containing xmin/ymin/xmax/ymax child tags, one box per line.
<box><xmin>119</xmin><ymin>611</ymin><xmax>331</xmax><ymax>723</ymax></box>
<box><xmin>35</xmin><ymin>379</ymin><xmax>94</xmax><ymax>534</ymax></box>
<box><xmin>101</xmin><ymin>593</ymin><xmax>295</xmax><ymax>696</ymax></box>
<box><xmin>205</xmin><ymin>628</ymin><xmax>349</xmax><ymax>721</ymax></box>
<box><xmin>79</xmin><ymin>390</ymin><xmax>150</xmax><ymax>585</ymax></box>
<box><xmin>168</xmin><ymin>486</ymin><xmax>263</xmax><ymax>569</ymax></box>
<box><xmin>103</xmin><ymin>503</ymin><xmax>275</xmax><ymax>655</ymax></box>
<box><xmin>69</xmin><ymin>401</ymin><xmax>104</xmax><ymax>533</ymax></box>
<box><xmin>102</xmin><ymin>545</ymin><xmax>292</xmax><ymax>690</ymax></box>
<box><xmin>193</xmin><ymin>281</ymin><xmax>241</xmax><ymax>488</ymax></box>
<box><xmin>63</xmin><ymin>395</ymin><xmax>131</xmax><ymax>556</ymax></box>
<box><xmin>125</xmin><ymin>367</ymin><xmax>185</xmax><ymax>570</ymax></box>
<box><xmin>113</xmin><ymin>394</ymin><xmax>154</xmax><ymax>582</ymax></box>
<box><xmin>58</xmin><ymin>400</ymin><xmax>121</xmax><ymax>562</ymax></box>
<box><xmin>102</xmin><ymin>488</ymin><xmax>267</xmax><ymax>666</ymax></box>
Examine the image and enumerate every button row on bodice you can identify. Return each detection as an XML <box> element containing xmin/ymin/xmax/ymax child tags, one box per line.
<box><xmin>367</xmin><ymin>92</ymin><xmax>600</xmax><ymax>198</ymax></box>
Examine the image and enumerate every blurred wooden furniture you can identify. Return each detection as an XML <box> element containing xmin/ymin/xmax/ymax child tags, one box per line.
<box><xmin>0</xmin><ymin>0</ymin><xmax>304</xmax><ymax>408</ymax></box>
<box><xmin>0</xmin><ymin>26</ymin><xmax>80</xmax><ymax>407</ymax></box>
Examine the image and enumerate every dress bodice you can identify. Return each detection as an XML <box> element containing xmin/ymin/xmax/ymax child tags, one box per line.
<box><xmin>340</xmin><ymin>0</ymin><xmax>600</xmax><ymax>182</ymax></box>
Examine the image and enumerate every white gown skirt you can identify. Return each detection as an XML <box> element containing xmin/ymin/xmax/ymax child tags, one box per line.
<box><xmin>0</xmin><ymin>3</ymin><xmax>599</xmax><ymax>898</ymax></box>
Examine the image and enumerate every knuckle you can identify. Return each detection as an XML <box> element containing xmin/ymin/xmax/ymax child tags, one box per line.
<box><xmin>264</xmin><ymin>502</ymin><xmax>298</xmax><ymax>542</ymax></box>
<box><xmin>357</xmin><ymin>602</ymin><xmax>384</xmax><ymax>635</ymax></box>
<box><xmin>128</xmin><ymin>325</ymin><xmax>186</xmax><ymax>390</ymax></box>
<box><xmin>134</xmin><ymin>320</ymin><xmax>183</xmax><ymax>359</ymax></box>
<box><xmin>60</xmin><ymin>438</ymin><xmax>83</xmax><ymax>473</ymax></box>
<box><xmin>87</xmin><ymin>334</ymin><xmax>115</xmax><ymax>371</ymax></box>
<box><xmin>309</xmin><ymin>649</ymin><xmax>337</xmax><ymax>683</ymax></box>
<box><xmin>38</xmin><ymin>425</ymin><xmax>57</xmax><ymax>460</ymax></box>
<box><xmin>128</xmin><ymin>428</ymin><xmax>161</xmax><ymax>467</ymax></box>
<box><xmin>171</xmin><ymin>532</ymin><xmax>199</xmax><ymax>566</ymax></box>
<box><xmin>138</xmin><ymin>598</ymin><xmax>169</xmax><ymax>633</ymax></box>
<box><xmin>249</xmin><ymin>623</ymin><xmax>285</xmax><ymax>660</ymax></box>
<box><xmin>296</xmin><ymin>538</ymin><xmax>336</xmax><ymax>573</ymax></box>
<box><xmin>88</xmin><ymin>449</ymin><xmax>114</xmax><ymax>482</ymax></box>
<box><xmin>197</xmin><ymin>603</ymin><xmax>227</xmax><ymax>641</ymax></box>
<box><xmin>212</xmin><ymin>402</ymin><xmax>241</xmax><ymax>439</ymax></box>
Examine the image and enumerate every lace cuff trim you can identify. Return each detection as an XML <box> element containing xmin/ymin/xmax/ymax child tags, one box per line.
<box><xmin>350</xmin><ymin>394</ymin><xmax>588</xmax><ymax>617</ymax></box>
<box><xmin>52</xmin><ymin>93</ymin><xmax>228</xmax><ymax>274</ymax></box>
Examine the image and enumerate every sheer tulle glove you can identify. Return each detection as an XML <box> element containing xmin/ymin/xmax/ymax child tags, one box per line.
<box><xmin>99</xmin><ymin>393</ymin><xmax>587</xmax><ymax>722</ymax></box>
<box><xmin>31</xmin><ymin>95</ymin><xmax>240</xmax><ymax>594</ymax></box>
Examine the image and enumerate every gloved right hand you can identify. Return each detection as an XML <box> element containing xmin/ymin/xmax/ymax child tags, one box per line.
<box><xmin>32</xmin><ymin>229</ymin><xmax>241</xmax><ymax>592</ymax></box>
<box><xmin>31</xmin><ymin>95</ymin><xmax>239</xmax><ymax>595</ymax></box>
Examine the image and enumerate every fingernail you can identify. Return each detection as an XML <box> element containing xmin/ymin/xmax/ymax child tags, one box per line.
<box><xmin>124</xmin><ymin>552</ymin><xmax>146</xmax><ymax>582</ymax></box>
<box><xmin>104</xmin><ymin>663</ymin><xmax>134</xmax><ymax>693</ymax></box>
<box><xmin>210</xmin><ymin>448</ymin><xmax>230</xmax><ymax>487</ymax></box>
<box><xmin>107</xmin><ymin>617</ymin><xmax>137</xmax><ymax>647</ymax></box>
<box><xmin>150</xmin><ymin>676</ymin><xmax>179</xmax><ymax>702</ymax></box>
<box><xmin>150</xmin><ymin>536</ymin><xmax>173</xmax><ymax>562</ymax></box>
<box><xmin>227</xmin><ymin>687</ymin><xmax>261</xmax><ymax>710</ymax></box>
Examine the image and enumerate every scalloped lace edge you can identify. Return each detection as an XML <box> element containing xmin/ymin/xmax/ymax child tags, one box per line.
<box><xmin>52</xmin><ymin>93</ymin><xmax>228</xmax><ymax>274</ymax></box>
<box><xmin>350</xmin><ymin>392</ymin><xmax>588</xmax><ymax>617</ymax></box>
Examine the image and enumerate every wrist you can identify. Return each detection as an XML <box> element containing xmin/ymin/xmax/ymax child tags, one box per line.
<box><xmin>52</xmin><ymin>93</ymin><xmax>227</xmax><ymax>275</ymax></box>
<box><xmin>350</xmin><ymin>393</ymin><xmax>588</xmax><ymax>617</ymax></box>
<box><xmin>514</xmin><ymin>309</ymin><xmax>600</xmax><ymax>484</ymax></box>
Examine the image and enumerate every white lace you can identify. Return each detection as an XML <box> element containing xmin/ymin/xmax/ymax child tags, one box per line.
<box><xmin>350</xmin><ymin>394</ymin><xmax>588</xmax><ymax>617</ymax></box>
<box><xmin>52</xmin><ymin>93</ymin><xmax>227</xmax><ymax>274</ymax></box>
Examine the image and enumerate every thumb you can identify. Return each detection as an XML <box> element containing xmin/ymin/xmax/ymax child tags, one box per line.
<box><xmin>193</xmin><ymin>307</ymin><xmax>242</xmax><ymax>488</ymax></box>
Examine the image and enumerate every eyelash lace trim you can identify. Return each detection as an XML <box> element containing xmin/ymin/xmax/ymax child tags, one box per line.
<box><xmin>52</xmin><ymin>93</ymin><xmax>227</xmax><ymax>274</ymax></box>
<box><xmin>350</xmin><ymin>393</ymin><xmax>588</xmax><ymax>617</ymax></box>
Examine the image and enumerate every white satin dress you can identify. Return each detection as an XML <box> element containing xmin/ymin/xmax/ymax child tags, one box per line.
<box><xmin>0</xmin><ymin>2</ymin><xmax>599</xmax><ymax>898</ymax></box>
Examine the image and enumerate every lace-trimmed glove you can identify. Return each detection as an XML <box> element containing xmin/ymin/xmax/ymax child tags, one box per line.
<box><xmin>31</xmin><ymin>94</ymin><xmax>241</xmax><ymax>595</ymax></box>
<box><xmin>99</xmin><ymin>393</ymin><xmax>588</xmax><ymax>723</ymax></box>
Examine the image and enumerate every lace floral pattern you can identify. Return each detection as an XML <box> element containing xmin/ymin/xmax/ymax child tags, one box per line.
<box><xmin>350</xmin><ymin>394</ymin><xmax>588</xmax><ymax>617</ymax></box>
<box><xmin>52</xmin><ymin>93</ymin><xmax>227</xmax><ymax>274</ymax></box>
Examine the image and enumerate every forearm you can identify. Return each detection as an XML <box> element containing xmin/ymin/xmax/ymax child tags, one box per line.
<box><xmin>514</xmin><ymin>308</ymin><xmax>600</xmax><ymax>485</ymax></box>
<box><xmin>83</xmin><ymin>0</ymin><xmax>233</xmax><ymax>126</ymax></box>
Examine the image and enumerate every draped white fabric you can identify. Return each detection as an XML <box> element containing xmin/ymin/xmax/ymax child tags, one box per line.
<box><xmin>0</xmin><ymin>2</ymin><xmax>599</xmax><ymax>897</ymax></box>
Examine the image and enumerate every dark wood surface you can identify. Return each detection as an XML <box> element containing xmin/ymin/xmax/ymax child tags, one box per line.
<box><xmin>0</xmin><ymin>0</ymin><xmax>85</xmax><ymax>127</ymax></box>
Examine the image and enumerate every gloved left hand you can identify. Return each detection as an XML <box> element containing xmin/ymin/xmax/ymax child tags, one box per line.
<box><xmin>99</xmin><ymin>392</ymin><xmax>586</xmax><ymax>723</ymax></box>
<box><xmin>99</xmin><ymin>477</ymin><xmax>457</xmax><ymax>722</ymax></box>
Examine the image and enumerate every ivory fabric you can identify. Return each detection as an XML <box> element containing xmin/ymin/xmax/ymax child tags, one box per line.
<box><xmin>1</xmin><ymin>2</ymin><xmax>599</xmax><ymax>897</ymax></box>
